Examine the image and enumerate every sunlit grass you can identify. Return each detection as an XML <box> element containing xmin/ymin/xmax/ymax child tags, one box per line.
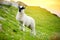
<box><xmin>0</xmin><ymin>5</ymin><xmax>60</xmax><ymax>40</ymax></box>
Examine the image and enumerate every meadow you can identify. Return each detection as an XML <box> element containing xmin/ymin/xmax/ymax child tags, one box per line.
<box><xmin>0</xmin><ymin>4</ymin><xmax>60</xmax><ymax>40</ymax></box>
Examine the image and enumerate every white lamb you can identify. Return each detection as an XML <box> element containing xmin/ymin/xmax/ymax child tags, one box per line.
<box><xmin>16</xmin><ymin>6</ymin><xmax>36</xmax><ymax>35</ymax></box>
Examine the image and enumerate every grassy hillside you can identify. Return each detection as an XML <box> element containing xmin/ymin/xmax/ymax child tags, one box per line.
<box><xmin>0</xmin><ymin>4</ymin><xmax>60</xmax><ymax>40</ymax></box>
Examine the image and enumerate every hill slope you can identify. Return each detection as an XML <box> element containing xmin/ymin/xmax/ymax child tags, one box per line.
<box><xmin>0</xmin><ymin>4</ymin><xmax>60</xmax><ymax>40</ymax></box>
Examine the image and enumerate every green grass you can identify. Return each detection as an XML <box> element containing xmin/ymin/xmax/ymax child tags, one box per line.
<box><xmin>0</xmin><ymin>5</ymin><xmax>60</xmax><ymax>40</ymax></box>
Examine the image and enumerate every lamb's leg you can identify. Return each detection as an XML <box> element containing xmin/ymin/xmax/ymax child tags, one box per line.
<box><xmin>19</xmin><ymin>21</ymin><xmax>25</xmax><ymax>31</ymax></box>
<box><xmin>31</xmin><ymin>28</ymin><xmax>36</xmax><ymax>35</ymax></box>
<box><xmin>30</xmin><ymin>24</ymin><xmax>36</xmax><ymax>35</ymax></box>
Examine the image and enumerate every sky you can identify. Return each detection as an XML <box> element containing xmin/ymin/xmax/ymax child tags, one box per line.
<box><xmin>6</xmin><ymin>0</ymin><xmax>60</xmax><ymax>17</ymax></box>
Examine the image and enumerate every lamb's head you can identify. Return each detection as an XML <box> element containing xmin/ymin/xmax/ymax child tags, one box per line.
<box><xmin>18</xmin><ymin>6</ymin><xmax>25</xmax><ymax>12</ymax></box>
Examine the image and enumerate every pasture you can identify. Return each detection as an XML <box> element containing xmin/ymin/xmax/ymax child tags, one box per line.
<box><xmin>0</xmin><ymin>4</ymin><xmax>60</xmax><ymax>40</ymax></box>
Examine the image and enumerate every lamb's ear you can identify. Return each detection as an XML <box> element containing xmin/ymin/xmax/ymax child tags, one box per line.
<box><xmin>22</xmin><ymin>6</ymin><xmax>25</xmax><ymax>9</ymax></box>
<box><xmin>24</xmin><ymin>6</ymin><xmax>26</xmax><ymax>8</ymax></box>
<box><xmin>23</xmin><ymin>7</ymin><xmax>25</xmax><ymax>9</ymax></box>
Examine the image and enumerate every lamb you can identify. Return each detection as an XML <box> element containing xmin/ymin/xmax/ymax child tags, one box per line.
<box><xmin>16</xmin><ymin>6</ymin><xmax>36</xmax><ymax>35</ymax></box>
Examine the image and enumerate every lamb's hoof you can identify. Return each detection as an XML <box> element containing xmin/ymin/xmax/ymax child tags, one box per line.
<box><xmin>20</xmin><ymin>29</ymin><xmax>25</xmax><ymax>32</ymax></box>
<box><xmin>33</xmin><ymin>33</ymin><xmax>36</xmax><ymax>36</ymax></box>
<box><xmin>30</xmin><ymin>32</ymin><xmax>36</xmax><ymax>36</ymax></box>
